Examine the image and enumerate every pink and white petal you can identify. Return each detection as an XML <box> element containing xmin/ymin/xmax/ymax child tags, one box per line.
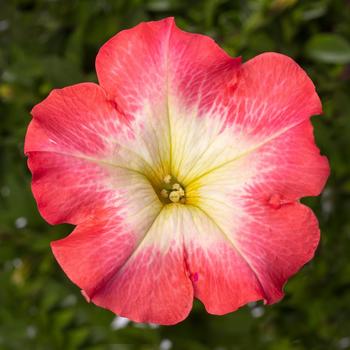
<box><xmin>96</xmin><ymin>18</ymin><xmax>170</xmax><ymax>113</ymax></box>
<box><xmin>184</xmin><ymin>121</ymin><xmax>328</xmax><ymax>310</ymax></box>
<box><xmin>179</xmin><ymin>52</ymin><xmax>323</xmax><ymax>184</ymax></box>
<box><xmin>230</xmin><ymin>198</ymin><xmax>321</xmax><ymax>303</ymax></box>
<box><xmin>52</xmin><ymin>205</ymin><xmax>193</xmax><ymax>325</ymax></box>
<box><xmin>96</xmin><ymin>17</ymin><xmax>239</xmax><ymax>116</ymax></box>
<box><xmin>51</xmin><ymin>208</ymin><xmax>138</xmax><ymax>293</ymax></box>
<box><xmin>26</xmin><ymin>83</ymin><xmax>123</xmax><ymax>157</ymax></box>
<box><xmin>96</xmin><ymin>19</ymin><xmax>174</xmax><ymax>174</ymax></box>
<box><xmin>188</xmin><ymin>195</ymin><xmax>320</xmax><ymax>308</ymax></box>
<box><xmin>184</xmin><ymin>201</ymin><xmax>314</xmax><ymax>313</ymax></box>
<box><xmin>244</xmin><ymin>120</ymin><xmax>330</xmax><ymax>202</ymax></box>
<box><xmin>27</xmin><ymin>151</ymin><xmax>113</xmax><ymax>224</ymax></box>
<box><xmin>25</xmin><ymin>82</ymin><xmax>163</xmax><ymax>224</ymax></box>
<box><xmin>224</xmin><ymin>52</ymin><xmax>322</xmax><ymax>137</ymax></box>
<box><xmin>95</xmin><ymin>18</ymin><xmax>241</xmax><ymax>176</ymax></box>
<box><xmin>26</xmin><ymin>83</ymin><xmax>157</xmax><ymax>175</ymax></box>
<box><xmin>182</xmin><ymin>205</ymin><xmax>264</xmax><ymax>314</ymax></box>
<box><xmin>186</xmin><ymin>120</ymin><xmax>329</xmax><ymax>206</ymax></box>
<box><xmin>27</xmin><ymin>149</ymin><xmax>159</xmax><ymax>225</ymax></box>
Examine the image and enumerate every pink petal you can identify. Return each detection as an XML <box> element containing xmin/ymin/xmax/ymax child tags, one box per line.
<box><xmin>25</xmin><ymin>82</ymin><xmax>160</xmax><ymax>224</ymax></box>
<box><xmin>26</xmin><ymin>83</ymin><xmax>121</xmax><ymax>157</ymax></box>
<box><xmin>52</xmin><ymin>206</ymin><xmax>193</xmax><ymax>325</ymax></box>
<box><xmin>96</xmin><ymin>17</ymin><xmax>240</xmax><ymax>115</ymax></box>
<box><xmin>179</xmin><ymin>52</ymin><xmax>324</xmax><ymax>184</ymax></box>
<box><xmin>183</xmin><ymin>199</ymin><xmax>320</xmax><ymax>313</ymax></box>
<box><xmin>185</xmin><ymin>122</ymin><xmax>328</xmax><ymax>313</ymax></box>
<box><xmin>181</xmin><ymin>206</ymin><xmax>264</xmax><ymax>314</ymax></box>
<box><xmin>224</xmin><ymin>52</ymin><xmax>322</xmax><ymax>134</ymax></box>
<box><xmin>231</xmin><ymin>198</ymin><xmax>321</xmax><ymax>304</ymax></box>
<box><xmin>243</xmin><ymin>120</ymin><xmax>330</xmax><ymax>201</ymax></box>
<box><xmin>26</xmin><ymin>150</ymin><xmax>116</xmax><ymax>224</ymax></box>
<box><xmin>25</xmin><ymin>83</ymin><xmax>120</xmax><ymax>224</ymax></box>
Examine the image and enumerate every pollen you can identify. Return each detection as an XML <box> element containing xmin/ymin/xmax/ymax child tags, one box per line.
<box><xmin>169</xmin><ymin>190</ymin><xmax>181</xmax><ymax>203</ymax></box>
<box><xmin>172</xmin><ymin>183</ymin><xmax>181</xmax><ymax>190</ymax></box>
<box><xmin>160</xmin><ymin>175</ymin><xmax>186</xmax><ymax>204</ymax></box>
<box><xmin>163</xmin><ymin>174</ymin><xmax>172</xmax><ymax>184</ymax></box>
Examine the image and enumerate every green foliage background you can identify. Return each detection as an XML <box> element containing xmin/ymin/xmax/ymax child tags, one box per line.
<box><xmin>1</xmin><ymin>0</ymin><xmax>350</xmax><ymax>349</ymax></box>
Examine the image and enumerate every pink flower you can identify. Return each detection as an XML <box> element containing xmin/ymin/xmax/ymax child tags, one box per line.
<box><xmin>25</xmin><ymin>18</ymin><xmax>329</xmax><ymax>325</ymax></box>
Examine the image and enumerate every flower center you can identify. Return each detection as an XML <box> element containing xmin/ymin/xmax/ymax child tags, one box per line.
<box><xmin>159</xmin><ymin>174</ymin><xmax>186</xmax><ymax>204</ymax></box>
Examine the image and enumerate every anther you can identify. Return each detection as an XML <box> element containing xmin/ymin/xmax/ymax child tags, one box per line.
<box><xmin>169</xmin><ymin>191</ymin><xmax>181</xmax><ymax>203</ymax></box>
<box><xmin>172</xmin><ymin>183</ymin><xmax>181</xmax><ymax>190</ymax></box>
<box><xmin>160</xmin><ymin>176</ymin><xmax>186</xmax><ymax>204</ymax></box>
<box><xmin>163</xmin><ymin>175</ymin><xmax>172</xmax><ymax>184</ymax></box>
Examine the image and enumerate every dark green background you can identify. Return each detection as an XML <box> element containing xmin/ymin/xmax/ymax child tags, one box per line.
<box><xmin>1</xmin><ymin>0</ymin><xmax>350</xmax><ymax>349</ymax></box>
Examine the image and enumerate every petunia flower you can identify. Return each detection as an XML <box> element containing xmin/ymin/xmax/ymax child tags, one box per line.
<box><xmin>25</xmin><ymin>17</ymin><xmax>329</xmax><ymax>325</ymax></box>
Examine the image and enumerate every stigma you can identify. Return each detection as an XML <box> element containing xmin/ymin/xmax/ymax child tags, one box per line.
<box><xmin>160</xmin><ymin>175</ymin><xmax>186</xmax><ymax>204</ymax></box>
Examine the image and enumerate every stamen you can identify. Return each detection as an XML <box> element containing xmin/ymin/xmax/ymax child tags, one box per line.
<box><xmin>163</xmin><ymin>174</ymin><xmax>172</xmax><ymax>184</ymax></box>
<box><xmin>160</xmin><ymin>176</ymin><xmax>186</xmax><ymax>204</ymax></box>
<box><xmin>172</xmin><ymin>183</ymin><xmax>181</xmax><ymax>190</ymax></box>
<box><xmin>169</xmin><ymin>191</ymin><xmax>180</xmax><ymax>203</ymax></box>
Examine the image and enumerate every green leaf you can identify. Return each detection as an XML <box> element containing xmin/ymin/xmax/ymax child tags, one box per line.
<box><xmin>305</xmin><ymin>33</ymin><xmax>350</xmax><ymax>64</ymax></box>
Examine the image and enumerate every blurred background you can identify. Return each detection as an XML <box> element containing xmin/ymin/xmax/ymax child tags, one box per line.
<box><xmin>0</xmin><ymin>0</ymin><xmax>350</xmax><ymax>349</ymax></box>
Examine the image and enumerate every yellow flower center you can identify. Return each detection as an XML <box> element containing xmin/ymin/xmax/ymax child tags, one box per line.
<box><xmin>159</xmin><ymin>174</ymin><xmax>186</xmax><ymax>204</ymax></box>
